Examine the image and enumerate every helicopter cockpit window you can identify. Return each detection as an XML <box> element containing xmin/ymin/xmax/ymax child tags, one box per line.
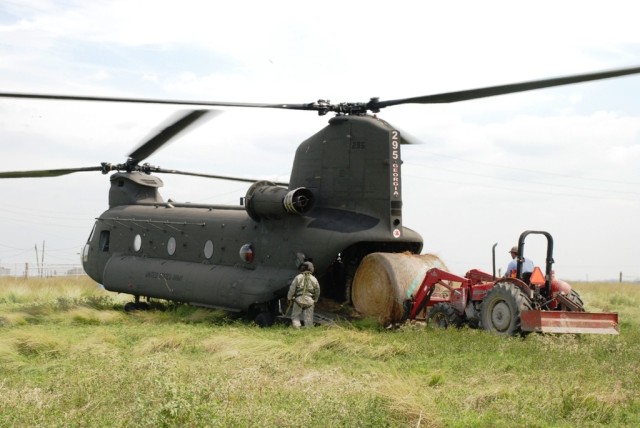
<box><xmin>87</xmin><ymin>223</ymin><xmax>96</xmax><ymax>243</ymax></box>
<box><xmin>167</xmin><ymin>237</ymin><xmax>177</xmax><ymax>256</ymax></box>
<box><xmin>133</xmin><ymin>234</ymin><xmax>142</xmax><ymax>252</ymax></box>
<box><xmin>99</xmin><ymin>230</ymin><xmax>110</xmax><ymax>252</ymax></box>
<box><xmin>239</xmin><ymin>243</ymin><xmax>254</xmax><ymax>263</ymax></box>
<box><xmin>204</xmin><ymin>240</ymin><xmax>214</xmax><ymax>259</ymax></box>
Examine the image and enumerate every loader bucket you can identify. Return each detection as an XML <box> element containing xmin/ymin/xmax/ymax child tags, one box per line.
<box><xmin>520</xmin><ymin>310</ymin><xmax>619</xmax><ymax>335</ymax></box>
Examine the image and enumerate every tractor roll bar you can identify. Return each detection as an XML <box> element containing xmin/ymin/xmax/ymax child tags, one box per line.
<box><xmin>517</xmin><ymin>230</ymin><xmax>554</xmax><ymax>295</ymax></box>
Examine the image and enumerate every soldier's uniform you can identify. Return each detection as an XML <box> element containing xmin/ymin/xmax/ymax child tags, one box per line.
<box><xmin>287</xmin><ymin>262</ymin><xmax>320</xmax><ymax>328</ymax></box>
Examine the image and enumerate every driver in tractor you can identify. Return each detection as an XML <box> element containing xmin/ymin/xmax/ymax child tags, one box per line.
<box><xmin>505</xmin><ymin>246</ymin><xmax>534</xmax><ymax>282</ymax></box>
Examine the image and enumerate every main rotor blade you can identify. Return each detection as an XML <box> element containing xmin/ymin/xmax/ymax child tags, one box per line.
<box><xmin>0</xmin><ymin>164</ymin><xmax>290</xmax><ymax>185</ymax></box>
<box><xmin>2</xmin><ymin>65</ymin><xmax>639</xmax><ymax>114</ymax></box>
<box><xmin>0</xmin><ymin>91</ymin><xmax>316</xmax><ymax>111</ymax></box>
<box><xmin>373</xmin><ymin>66</ymin><xmax>640</xmax><ymax>108</ymax></box>
<box><xmin>0</xmin><ymin>166</ymin><xmax>102</xmax><ymax>178</ymax></box>
<box><xmin>128</xmin><ymin>109</ymin><xmax>218</xmax><ymax>164</ymax></box>
<box><xmin>154</xmin><ymin>167</ymin><xmax>288</xmax><ymax>186</ymax></box>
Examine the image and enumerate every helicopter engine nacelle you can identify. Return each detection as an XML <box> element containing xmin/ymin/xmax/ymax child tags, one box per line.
<box><xmin>245</xmin><ymin>181</ymin><xmax>314</xmax><ymax>221</ymax></box>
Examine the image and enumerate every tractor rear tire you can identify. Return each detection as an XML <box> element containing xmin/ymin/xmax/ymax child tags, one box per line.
<box><xmin>427</xmin><ymin>303</ymin><xmax>462</xmax><ymax>329</ymax></box>
<box><xmin>480</xmin><ymin>282</ymin><xmax>532</xmax><ymax>336</ymax></box>
<box><xmin>568</xmin><ymin>289</ymin><xmax>584</xmax><ymax>310</ymax></box>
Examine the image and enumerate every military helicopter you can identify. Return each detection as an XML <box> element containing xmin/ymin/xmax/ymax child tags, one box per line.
<box><xmin>1</xmin><ymin>65</ymin><xmax>639</xmax><ymax>325</ymax></box>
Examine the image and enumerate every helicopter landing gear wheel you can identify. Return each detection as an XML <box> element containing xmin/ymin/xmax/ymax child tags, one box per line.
<box><xmin>480</xmin><ymin>282</ymin><xmax>532</xmax><ymax>336</ymax></box>
<box><xmin>254</xmin><ymin>311</ymin><xmax>275</xmax><ymax>328</ymax></box>
<box><xmin>124</xmin><ymin>302</ymin><xmax>137</xmax><ymax>312</ymax></box>
<box><xmin>124</xmin><ymin>296</ymin><xmax>150</xmax><ymax>312</ymax></box>
<box><xmin>342</xmin><ymin>257</ymin><xmax>359</xmax><ymax>304</ymax></box>
<box><xmin>427</xmin><ymin>303</ymin><xmax>462</xmax><ymax>329</ymax></box>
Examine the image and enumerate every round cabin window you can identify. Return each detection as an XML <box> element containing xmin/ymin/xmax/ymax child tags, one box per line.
<box><xmin>133</xmin><ymin>234</ymin><xmax>142</xmax><ymax>252</ymax></box>
<box><xmin>204</xmin><ymin>240</ymin><xmax>214</xmax><ymax>259</ymax></box>
<box><xmin>167</xmin><ymin>237</ymin><xmax>177</xmax><ymax>256</ymax></box>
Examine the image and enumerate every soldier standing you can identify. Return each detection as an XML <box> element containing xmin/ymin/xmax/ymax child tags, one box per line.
<box><xmin>287</xmin><ymin>261</ymin><xmax>320</xmax><ymax>328</ymax></box>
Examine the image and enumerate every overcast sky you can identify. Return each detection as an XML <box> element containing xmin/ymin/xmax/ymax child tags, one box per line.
<box><xmin>1</xmin><ymin>0</ymin><xmax>639</xmax><ymax>281</ymax></box>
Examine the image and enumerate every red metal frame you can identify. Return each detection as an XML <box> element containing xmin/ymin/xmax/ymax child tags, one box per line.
<box><xmin>406</xmin><ymin>267</ymin><xmax>619</xmax><ymax>335</ymax></box>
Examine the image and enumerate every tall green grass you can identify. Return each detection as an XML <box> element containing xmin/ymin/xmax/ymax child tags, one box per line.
<box><xmin>1</xmin><ymin>277</ymin><xmax>639</xmax><ymax>427</ymax></box>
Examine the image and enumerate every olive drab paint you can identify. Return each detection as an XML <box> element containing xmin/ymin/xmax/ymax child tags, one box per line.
<box><xmin>82</xmin><ymin>114</ymin><xmax>423</xmax><ymax>318</ymax></box>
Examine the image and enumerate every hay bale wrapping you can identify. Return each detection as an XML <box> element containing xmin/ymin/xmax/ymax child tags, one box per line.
<box><xmin>351</xmin><ymin>252</ymin><xmax>448</xmax><ymax>325</ymax></box>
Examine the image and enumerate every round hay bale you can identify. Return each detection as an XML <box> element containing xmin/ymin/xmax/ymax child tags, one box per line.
<box><xmin>351</xmin><ymin>252</ymin><xmax>448</xmax><ymax>325</ymax></box>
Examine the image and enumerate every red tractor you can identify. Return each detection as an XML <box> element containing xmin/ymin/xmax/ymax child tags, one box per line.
<box><xmin>403</xmin><ymin>231</ymin><xmax>619</xmax><ymax>335</ymax></box>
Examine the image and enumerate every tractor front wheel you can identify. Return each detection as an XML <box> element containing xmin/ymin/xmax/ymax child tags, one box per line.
<box><xmin>480</xmin><ymin>282</ymin><xmax>532</xmax><ymax>336</ymax></box>
<box><xmin>427</xmin><ymin>303</ymin><xmax>462</xmax><ymax>329</ymax></box>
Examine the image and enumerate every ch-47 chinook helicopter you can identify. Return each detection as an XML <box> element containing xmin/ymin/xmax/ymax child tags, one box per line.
<box><xmin>1</xmin><ymin>65</ymin><xmax>640</xmax><ymax>325</ymax></box>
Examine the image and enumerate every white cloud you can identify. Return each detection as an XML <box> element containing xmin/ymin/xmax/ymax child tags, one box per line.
<box><xmin>1</xmin><ymin>0</ymin><xmax>640</xmax><ymax>280</ymax></box>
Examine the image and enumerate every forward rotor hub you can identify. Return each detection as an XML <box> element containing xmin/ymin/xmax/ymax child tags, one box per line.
<box><xmin>307</xmin><ymin>98</ymin><xmax>380</xmax><ymax>116</ymax></box>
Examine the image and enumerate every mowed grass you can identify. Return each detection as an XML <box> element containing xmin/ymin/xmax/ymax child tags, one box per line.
<box><xmin>1</xmin><ymin>277</ymin><xmax>639</xmax><ymax>427</ymax></box>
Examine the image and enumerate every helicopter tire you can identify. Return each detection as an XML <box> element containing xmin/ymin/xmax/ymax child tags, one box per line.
<box><xmin>255</xmin><ymin>311</ymin><xmax>275</xmax><ymax>328</ymax></box>
<box><xmin>124</xmin><ymin>302</ymin><xmax>137</xmax><ymax>312</ymax></box>
<box><xmin>342</xmin><ymin>257</ymin><xmax>360</xmax><ymax>304</ymax></box>
<box><xmin>124</xmin><ymin>301</ymin><xmax>151</xmax><ymax>312</ymax></box>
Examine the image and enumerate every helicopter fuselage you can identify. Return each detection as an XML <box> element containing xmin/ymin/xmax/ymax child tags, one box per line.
<box><xmin>82</xmin><ymin>200</ymin><xmax>421</xmax><ymax>313</ymax></box>
<box><xmin>81</xmin><ymin>115</ymin><xmax>424</xmax><ymax>316</ymax></box>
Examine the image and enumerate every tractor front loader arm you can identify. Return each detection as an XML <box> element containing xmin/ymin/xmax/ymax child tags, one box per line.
<box><xmin>405</xmin><ymin>268</ymin><xmax>468</xmax><ymax>320</ymax></box>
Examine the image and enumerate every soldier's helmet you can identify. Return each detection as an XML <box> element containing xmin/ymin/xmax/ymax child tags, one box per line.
<box><xmin>300</xmin><ymin>261</ymin><xmax>314</xmax><ymax>273</ymax></box>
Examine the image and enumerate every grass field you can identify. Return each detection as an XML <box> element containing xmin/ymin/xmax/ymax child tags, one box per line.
<box><xmin>1</xmin><ymin>276</ymin><xmax>639</xmax><ymax>427</ymax></box>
